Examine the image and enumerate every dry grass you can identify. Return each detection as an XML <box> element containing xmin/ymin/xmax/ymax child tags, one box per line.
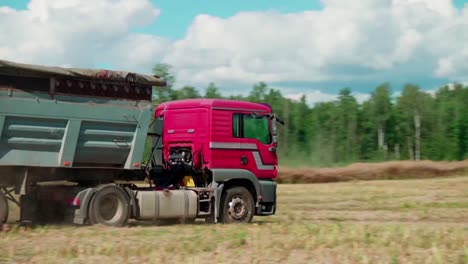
<box><xmin>278</xmin><ymin>160</ymin><xmax>468</xmax><ymax>183</ymax></box>
<box><xmin>1</xmin><ymin>175</ymin><xmax>468</xmax><ymax>263</ymax></box>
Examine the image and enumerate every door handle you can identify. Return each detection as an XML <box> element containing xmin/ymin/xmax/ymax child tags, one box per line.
<box><xmin>240</xmin><ymin>156</ymin><xmax>248</xmax><ymax>164</ymax></box>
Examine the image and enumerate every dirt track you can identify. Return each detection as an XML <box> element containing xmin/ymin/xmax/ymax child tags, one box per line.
<box><xmin>278</xmin><ymin>160</ymin><xmax>468</xmax><ymax>183</ymax></box>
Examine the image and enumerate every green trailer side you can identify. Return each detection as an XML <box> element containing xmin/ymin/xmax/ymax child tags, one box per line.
<box><xmin>0</xmin><ymin>93</ymin><xmax>152</xmax><ymax>169</ymax></box>
<box><xmin>0</xmin><ymin>60</ymin><xmax>165</xmax><ymax>185</ymax></box>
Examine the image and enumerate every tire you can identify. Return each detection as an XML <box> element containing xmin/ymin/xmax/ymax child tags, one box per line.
<box><xmin>220</xmin><ymin>186</ymin><xmax>254</xmax><ymax>224</ymax></box>
<box><xmin>0</xmin><ymin>191</ymin><xmax>8</xmax><ymax>224</ymax></box>
<box><xmin>89</xmin><ymin>185</ymin><xmax>130</xmax><ymax>227</ymax></box>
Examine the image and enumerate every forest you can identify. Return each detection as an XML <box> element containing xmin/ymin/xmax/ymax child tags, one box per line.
<box><xmin>151</xmin><ymin>64</ymin><xmax>468</xmax><ymax>166</ymax></box>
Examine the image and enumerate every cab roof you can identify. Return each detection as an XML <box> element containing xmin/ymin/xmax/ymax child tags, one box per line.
<box><xmin>156</xmin><ymin>98</ymin><xmax>272</xmax><ymax>112</ymax></box>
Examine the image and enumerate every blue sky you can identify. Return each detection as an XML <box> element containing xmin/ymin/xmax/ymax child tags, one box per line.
<box><xmin>1</xmin><ymin>0</ymin><xmax>468</xmax><ymax>103</ymax></box>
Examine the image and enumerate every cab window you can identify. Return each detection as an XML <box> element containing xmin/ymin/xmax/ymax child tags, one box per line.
<box><xmin>232</xmin><ymin>113</ymin><xmax>271</xmax><ymax>144</ymax></box>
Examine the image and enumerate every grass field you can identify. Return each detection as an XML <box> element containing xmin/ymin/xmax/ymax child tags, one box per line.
<box><xmin>1</xmin><ymin>176</ymin><xmax>468</xmax><ymax>263</ymax></box>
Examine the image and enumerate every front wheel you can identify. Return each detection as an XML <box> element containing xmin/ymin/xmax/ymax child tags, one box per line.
<box><xmin>0</xmin><ymin>191</ymin><xmax>8</xmax><ymax>224</ymax></box>
<box><xmin>89</xmin><ymin>185</ymin><xmax>130</xmax><ymax>227</ymax></box>
<box><xmin>220</xmin><ymin>186</ymin><xmax>254</xmax><ymax>224</ymax></box>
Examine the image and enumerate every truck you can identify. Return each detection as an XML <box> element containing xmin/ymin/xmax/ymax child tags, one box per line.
<box><xmin>0</xmin><ymin>59</ymin><xmax>280</xmax><ymax>227</ymax></box>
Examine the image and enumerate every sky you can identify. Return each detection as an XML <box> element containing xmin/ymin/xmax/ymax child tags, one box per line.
<box><xmin>1</xmin><ymin>0</ymin><xmax>468</xmax><ymax>104</ymax></box>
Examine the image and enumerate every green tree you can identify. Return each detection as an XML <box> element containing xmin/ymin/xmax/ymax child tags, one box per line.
<box><xmin>358</xmin><ymin>100</ymin><xmax>377</xmax><ymax>160</ymax></box>
<box><xmin>177</xmin><ymin>86</ymin><xmax>201</xmax><ymax>99</ymax></box>
<box><xmin>152</xmin><ymin>63</ymin><xmax>175</xmax><ymax>87</ymax></box>
<box><xmin>368</xmin><ymin>83</ymin><xmax>393</xmax><ymax>158</ymax></box>
<box><xmin>291</xmin><ymin>95</ymin><xmax>311</xmax><ymax>153</ymax></box>
<box><xmin>249</xmin><ymin>82</ymin><xmax>268</xmax><ymax>102</ymax></box>
<box><xmin>205</xmin><ymin>82</ymin><xmax>222</xmax><ymax>98</ymax></box>
<box><xmin>309</xmin><ymin>102</ymin><xmax>340</xmax><ymax>164</ymax></box>
<box><xmin>336</xmin><ymin>88</ymin><xmax>359</xmax><ymax>162</ymax></box>
<box><xmin>396</xmin><ymin>84</ymin><xmax>433</xmax><ymax>160</ymax></box>
<box><xmin>429</xmin><ymin>84</ymin><xmax>468</xmax><ymax>160</ymax></box>
<box><xmin>152</xmin><ymin>63</ymin><xmax>177</xmax><ymax>103</ymax></box>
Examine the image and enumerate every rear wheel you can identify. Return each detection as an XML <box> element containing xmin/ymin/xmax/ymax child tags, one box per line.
<box><xmin>220</xmin><ymin>186</ymin><xmax>254</xmax><ymax>224</ymax></box>
<box><xmin>89</xmin><ymin>185</ymin><xmax>130</xmax><ymax>227</ymax></box>
<box><xmin>0</xmin><ymin>191</ymin><xmax>8</xmax><ymax>224</ymax></box>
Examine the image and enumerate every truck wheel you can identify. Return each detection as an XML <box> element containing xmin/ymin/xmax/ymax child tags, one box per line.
<box><xmin>0</xmin><ymin>191</ymin><xmax>8</xmax><ymax>224</ymax></box>
<box><xmin>89</xmin><ymin>186</ymin><xmax>130</xmax><ymax>227</ymax></box>
<box><xmin>220</xmin><ymin>186</ymin><xmax>254</xmax><ymax>224</ymax></box>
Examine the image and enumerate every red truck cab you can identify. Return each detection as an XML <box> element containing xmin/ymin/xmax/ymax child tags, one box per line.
<box><xmin>152</xmin><ymin>99</ymin><xmax>278</xmax><ymax>222</ymax></box>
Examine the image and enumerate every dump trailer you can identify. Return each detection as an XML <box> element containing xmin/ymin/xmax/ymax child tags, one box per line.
<box><xmin>0</xmin><ymin>60</ymin><xmax>279</xmax><ymax>226</ymax></box>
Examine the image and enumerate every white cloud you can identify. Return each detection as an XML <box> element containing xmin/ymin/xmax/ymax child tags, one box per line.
<box><xmin>284</xmin><ymin>90</ymin><xmax>370</xmax><ymax>105</ymax></box>
<box><xmin>1</xmin><ymin>0</ymin><xmax>467</xmax><ymax>97</ymax></box>
<box><xmin>434</xmin><ymin>46</ymin><xmax>468</xmax><ymax>79</ymax></box>
<box><xmin>285</xmin><ymin>90</ymin><xmax>337</xmax><ymax>105</ymax></box>
<box><xmin>393</xmin><ymin>0</ymin><xmax>456</xmax><ymax>16</ymax></box>
<box><xmin>105</xmin><ymin>34</ymin><xmax>171</xmax><ymax>74</ymax></box>
<box><xmin>0</xmin><ymin>0</ymin><xmax>169</xmax><ymax>72</ymax></box>
<box><xmin>435</xmin><ymin>57</ymin><xmax>455</xmax><ymax>77</ymax></box>
<box><xmin>164</xmin><ymin>0</ymin><xmax>468</xmax><ymax>88</ymax></box>
<box><xmin>353</xmin><ymin>92</ymin><xmax>372</xmax><ymax>103</ymax></box>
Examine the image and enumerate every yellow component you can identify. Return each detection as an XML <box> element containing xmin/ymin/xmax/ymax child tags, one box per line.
<box><xmin>182</xmin><ymin>176</ymin><xmax>195</xmax><ymax>187</ymax></box>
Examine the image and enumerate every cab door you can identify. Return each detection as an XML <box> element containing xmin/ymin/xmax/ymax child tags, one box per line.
<box><xmin>233</xmin><ymin>113</ymin><xmax>277</xmax><ymax>178</ymax></box>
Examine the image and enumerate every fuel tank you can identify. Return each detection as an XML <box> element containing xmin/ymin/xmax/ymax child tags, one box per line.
<box><xmin>135</xmin><ymin>189</ymin><xmax>198</xmax><ymax>220</ymax></box>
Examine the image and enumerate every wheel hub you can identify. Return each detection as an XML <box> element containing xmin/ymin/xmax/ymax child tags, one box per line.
<box><xmin>228</xmin><ymin>196</ymin><xmax>247</xmax><ymax>220</ymax></box>
<box><xmin>98</xmin><ymin>194</ymin><xmax>123</xmax><ymax>222</ymax></box>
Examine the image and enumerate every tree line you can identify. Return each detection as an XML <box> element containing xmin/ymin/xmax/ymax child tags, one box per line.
<box><xmin>152</xmin><ymin>64</ymin><xmax>468</xmax><ymax>166</ymax></box>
